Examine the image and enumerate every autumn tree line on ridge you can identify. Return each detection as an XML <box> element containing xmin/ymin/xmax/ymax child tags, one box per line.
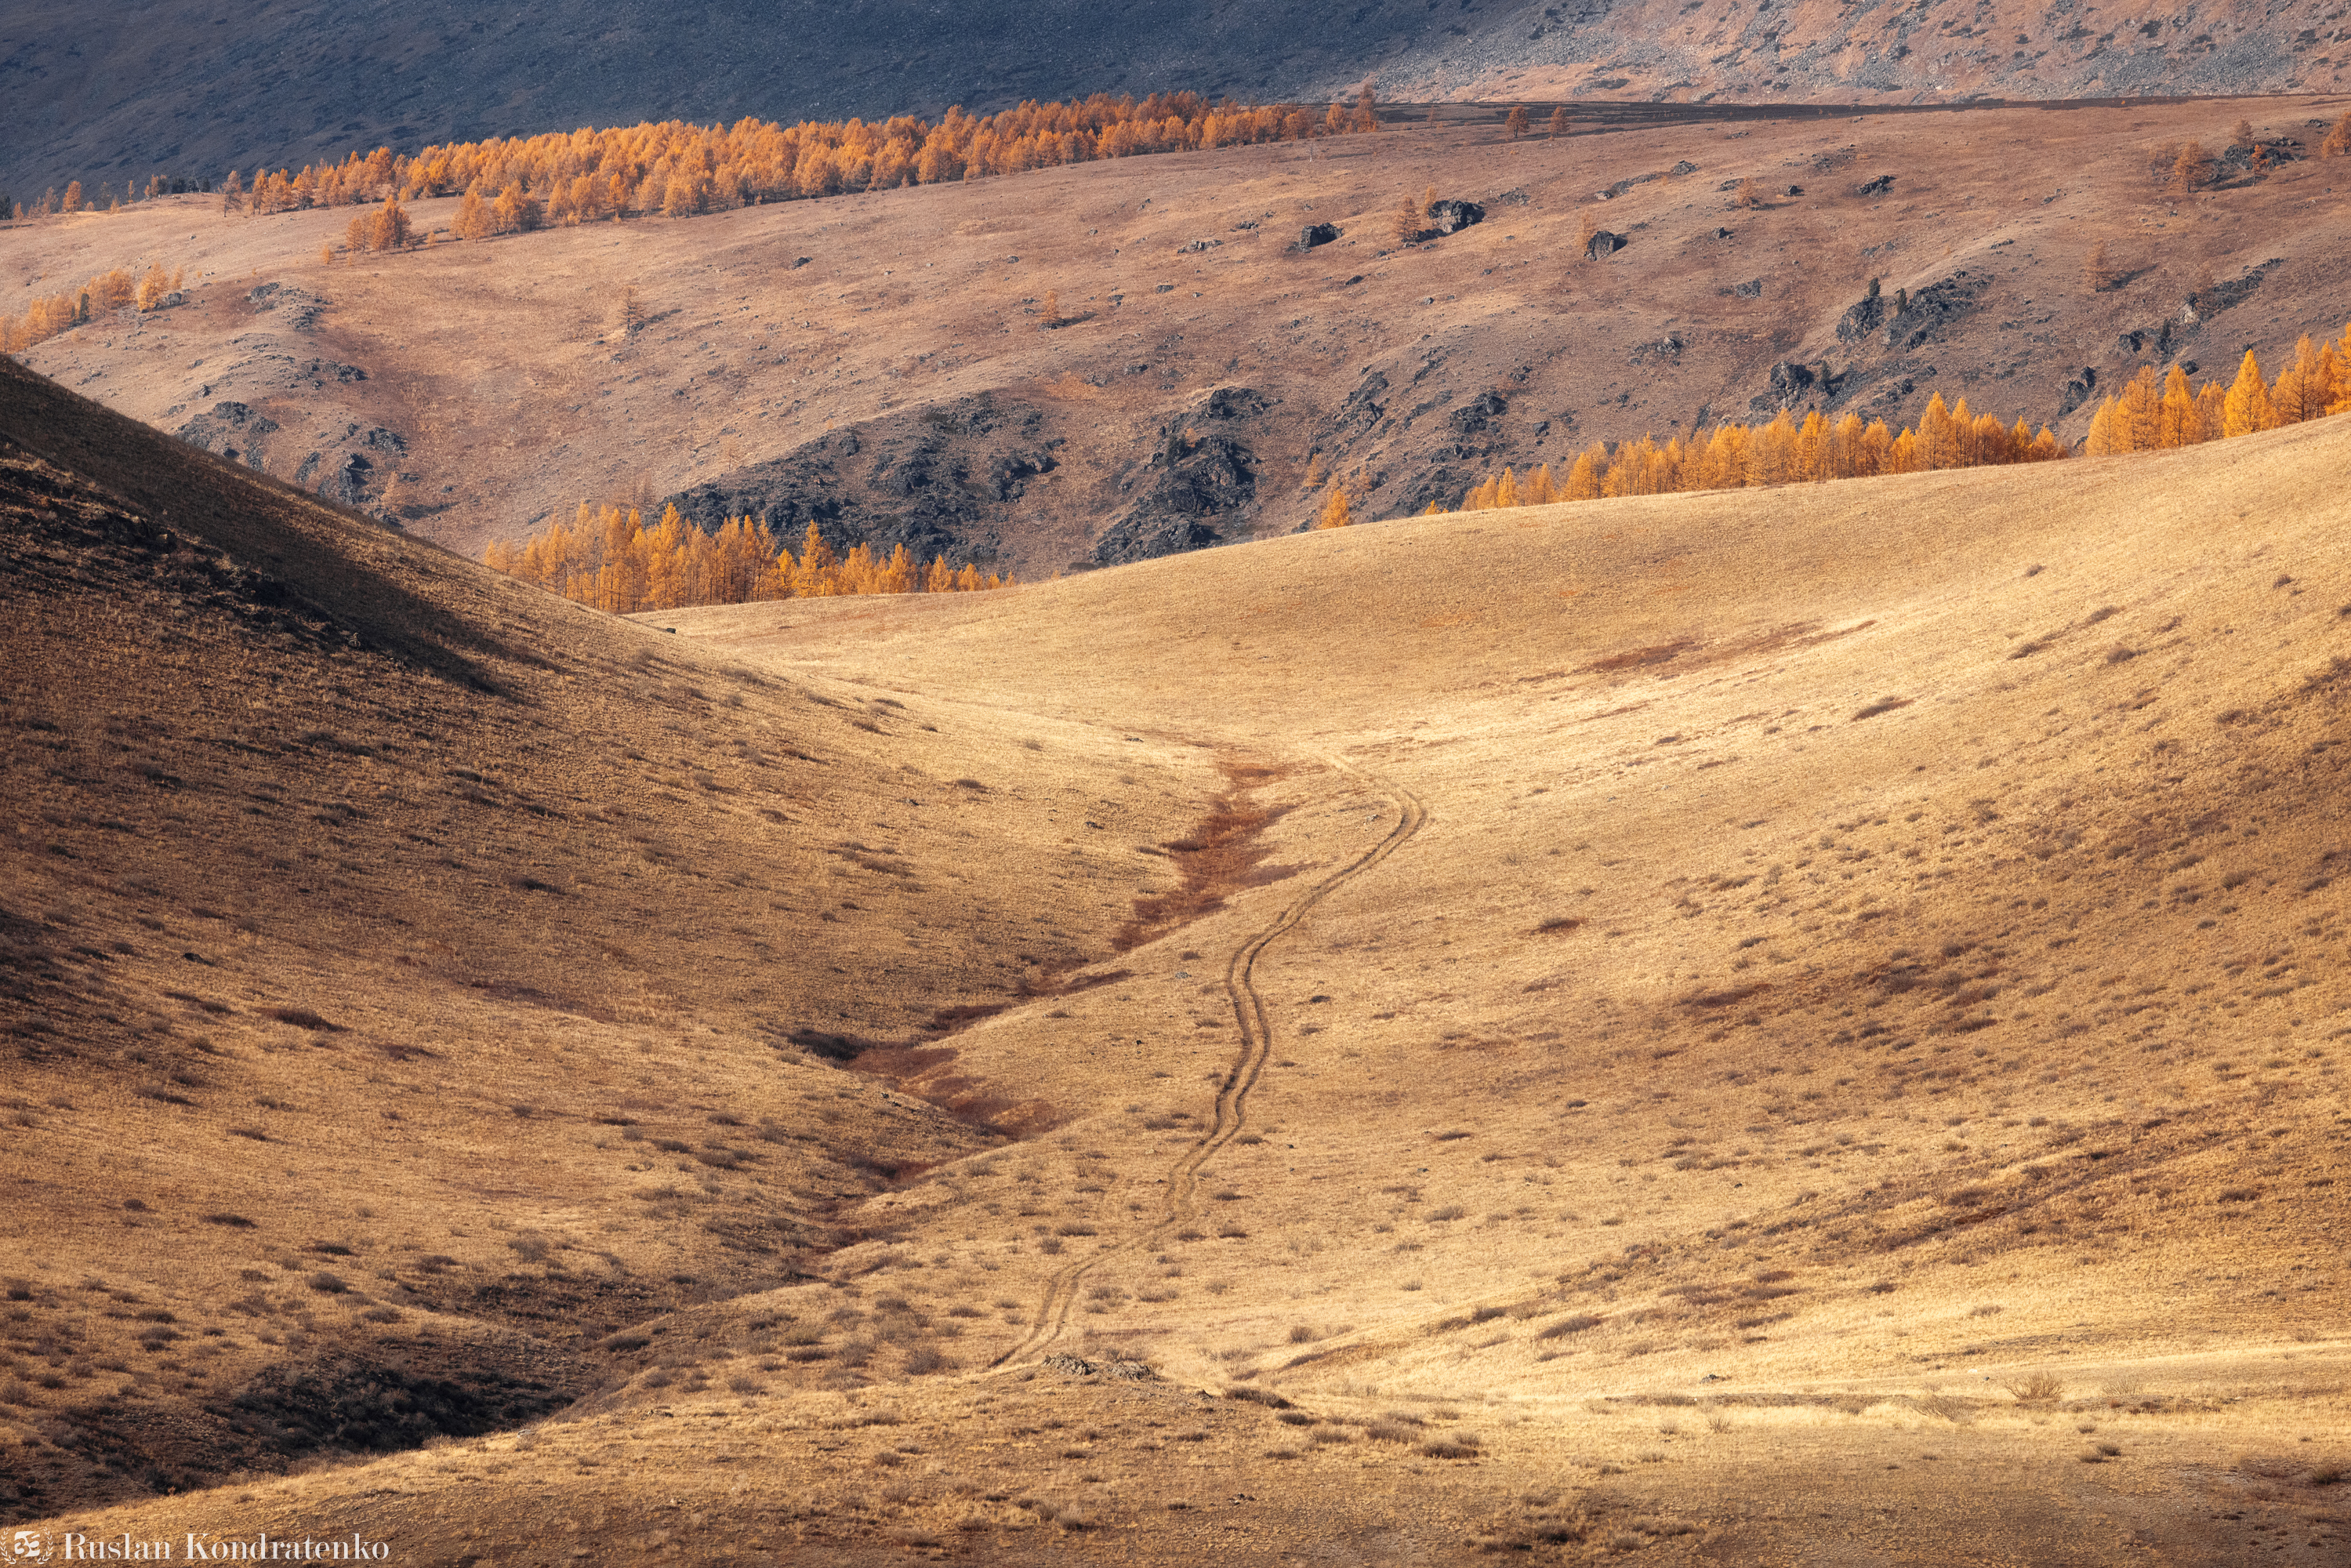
<box><xmin>2</xmin><ymin>173</ymin><xmax>207</xmax><ymax>223</ymax></box>
<box><xmin>1436</xmin><ymin>396</ymin><xmax>2066</xmax><ymax>514</ymax></box>
<box><xmin>1435</xmin><ymin>334</ymin><xmax>2351</xmax><ymax>516</ymax></box>
<box><xmin>484</xmin><ymin>504</ymin><xmax>1013</xmax><ymax>614</ymax></box>
<box><xmin>216</xmin><ymin>88</ymin><xmax>1384</xmax><ymax>252</ymax></box>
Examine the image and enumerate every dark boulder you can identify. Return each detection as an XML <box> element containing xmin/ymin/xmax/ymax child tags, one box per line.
<box><xmin>1298</xmin><ymin>222</ymin><xmax>1341</xmax><ymax>251</ymax></box>
<box><xmin>1199</xmin><ymin>386</ymin><xmax>1269</xmax><ymax>420</ymax></box>
<box><xmin>1426</xmin><ymin>199</ymin><xmax>1483</xmax><ymax>236</ymax></box>
<box><xmin>1585</xmin><ymin>230</ymin><xmax>1627</xmax><ymax>260</ymax></box>
<box><xmin>1857</xmin><ymin>173</ymin><xmax>1895</xmax><ymax>196</ymax></box>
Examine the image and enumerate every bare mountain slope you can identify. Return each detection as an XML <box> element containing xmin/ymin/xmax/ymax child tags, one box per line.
<box><xmin>10</xmin><ymin>96</ymin><xmax>2351</xmax><ymax>581</ymax></box>
<box><xmin>1388</xmin><ymin>0</ymin><xmax>2351</xmax><ymax>106</ymax></box>
<box><xmin>13</xmin><ymin>369</ymin><xmax>2348</xmax><ymax>1562</ymax></box>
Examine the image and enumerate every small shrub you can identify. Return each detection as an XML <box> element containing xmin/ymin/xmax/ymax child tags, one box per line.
<box><xmin>2003</xmin><ymin>1372</ymin><xmax>2063</xmax><ymax>1403</ymax></box>
<box><xmin>1420</xmin><ymin>1433</ymin><xmax>1482</xmax><ymax>1460</ymax></box>
<box><xmin>264</xmin><ymin>1006</ymin><xmax>339</xmax><ymax>1030</ymax></box>
<box><xmin>1226</xmin><ymin>1387</ymin><xmax>1293</xmax><ymax>1409</ymax></box>
<box><xmin>307</xmin><ymin>1272</ymin><xmax>348</xmax><ymax>1294</ymax></box>
<box><xmin>1536</xmin><ymin>1314</ymin><xmax>1602</xmax><ymax>1339</ymax></box>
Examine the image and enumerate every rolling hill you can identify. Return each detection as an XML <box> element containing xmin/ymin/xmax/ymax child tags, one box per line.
<box><xmin>4</xmin><ymin>309</ymin><xmax>2347</xmax><ymax>1561</ymax></box>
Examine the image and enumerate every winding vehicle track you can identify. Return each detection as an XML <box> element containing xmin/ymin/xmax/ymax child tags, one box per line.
<box><xmin>992</xmin><ymin>759</ymin><xmax>1428</xmax><ymax>1370</ymax></box>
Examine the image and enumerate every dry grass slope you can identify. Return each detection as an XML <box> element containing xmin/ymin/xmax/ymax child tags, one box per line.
<box><xmin>5</xmin><ymin>320</ymin><xmax>2350</xmax><ymax>1557</ymax></box>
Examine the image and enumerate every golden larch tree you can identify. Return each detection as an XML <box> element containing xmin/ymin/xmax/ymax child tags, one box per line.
<box><xmin>2222</xmin><ymin>350</ymin><xmax>2277</xmax><ymax>437</ymax></box>
<box><xmin>2082</xmin><ymin>240</ymin><xmax>2115</xmax><ymax>293</ymax></box>
<box><xmin>2168</xmin><ymin>141</ymin><xmax>2214</xmax><ymax>198</ymax></box>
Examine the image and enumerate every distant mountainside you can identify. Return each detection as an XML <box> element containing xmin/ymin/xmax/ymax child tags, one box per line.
<box><xmin>1374</xmin><ymin>0</ymin><xmax>2351</xmax><ymax>107</ymax></box>
<box><xmin>5</xmin><ymin>1</ymin><xmax>2349</xmax><ymax>203</ymax></box>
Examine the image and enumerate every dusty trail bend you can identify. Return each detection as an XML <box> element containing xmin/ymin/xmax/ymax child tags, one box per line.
<box><xmin>991</xmin><ymin>759</ymin><xmax>1428</xmax><ymax>1370</ymax></box>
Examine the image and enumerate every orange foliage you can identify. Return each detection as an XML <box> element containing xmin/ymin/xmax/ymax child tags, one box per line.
<box><xmin>0</xmin><ymin>261</ymin><xmax>183</xmax><ymax>355</ymax></box>
<box><xmin>2085</xmin><ymin>332</ymin><xmax>2351</xmax><ymax>453</ymax></box>
<box><xmin>231</xmin><ymin>93</ymin><xmax>1366</xmax><ymax>236</ymax></box>
<box><xmin>484</xmin><ymin>504</ymin><xmax>1011</xmax><ymax>612</ymax></box>
<box><xmin>1446</xmin><ymin>397</ymin><xmax>2063</xmax><ymax>514</ymax></box>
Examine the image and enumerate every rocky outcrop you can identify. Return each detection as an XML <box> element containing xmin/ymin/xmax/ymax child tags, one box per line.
<box><xmin>1449</xmin><ymin>390</ymin><xmax>1509</xmax><ymax>437</ymax></box>
<box><xmin>1834</xmin><ymin>291</ymin><xmax>1890</xmax><ymax>343</ymax></box>
<box><xmin>1585</xmin><ymin>230</ymin><xmax>1627</xmax><ymax>260</ymax></box>
<box><xmin>1090</xmin><ymin>388</ymin><xmax>1268</xmax><ymax>568</ymax></box>
<box><xmin>1766</xmin><ymin>360</ymin><xmax>1838</xmax><ymax>406</ymax></box>
<box><xmin>667</xmin><ymin>394</ymin><xmax>1058</xmax><ymax>571</ymax></box>
<box><xmin>246</xmin><ymin>282</ymin><xmax>327</xmax><ymax>331</ymax></box>
<box><xmin>1298</xmin><ymin>222</ymin><xmax>1341</xmax><ymax>251</ymax></box>
<box><xmin>1316</xmin><ymin>369</ymin><xmax>1388</xmax><ymax>444</ymax></box>
<box><xmin>176</xmin><ymin>402</ymin><xmax>279</xmax><ymax>469</ymax></box>
<box><xmin>1878</xmin><ymin>274</ymin><xmax>1991</xmax><ymax>351</ymax></box>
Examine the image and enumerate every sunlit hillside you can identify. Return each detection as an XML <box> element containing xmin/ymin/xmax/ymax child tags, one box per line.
<box><xmin>5</xmin><ymin>331</ymin><xmax>2346</xmax><ymax>1561</ymax></box>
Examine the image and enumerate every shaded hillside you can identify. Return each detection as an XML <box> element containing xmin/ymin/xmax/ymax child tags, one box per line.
<box><xmin>0</xmin><ymin>354</ymin><xmax>1209</xmax><ymax>1522</ymax></box>
<box><xmin>9</xmin><ymin>0</ymin><xmax>2351</xmax><ymax>203</ymax></box>
<box><xmin>0</xmin><ymin>0</ymin><xmax>1451</xmax><ymax>201</ymax></box>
